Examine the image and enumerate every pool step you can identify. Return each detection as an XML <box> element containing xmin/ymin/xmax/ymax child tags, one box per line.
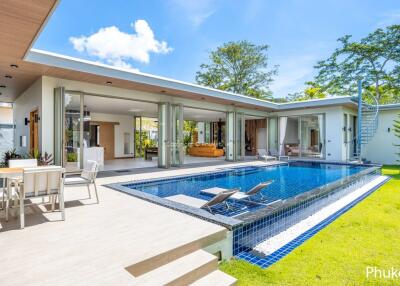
<box><xmin>191</xmin><ymin>270</ymin><xmax>237</xmax><ymax>286</ymax></box>
<box><xmin>133</xmin><ymin>249</ymin><xmax>217</xmax><ymax>286</ymax></box>
<box><xmin>126</xmin><ymin>228</ymin><xmax>227</xmax><ymax>277</ymax></box>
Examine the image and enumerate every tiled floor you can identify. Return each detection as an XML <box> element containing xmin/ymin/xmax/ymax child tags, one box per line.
<box><xmin>0</xmin><ymin>159</ymin><xmax>268</xmax><ymax>285</ymax></box>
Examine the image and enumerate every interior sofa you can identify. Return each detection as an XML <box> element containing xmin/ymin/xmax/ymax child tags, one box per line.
<box><xmin>187</xmin><ymin>143</ymin><xmax>224</xmax><ymax>157</ymax></box>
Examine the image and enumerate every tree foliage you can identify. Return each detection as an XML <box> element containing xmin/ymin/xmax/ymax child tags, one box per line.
<box><xmin>287</xmin><ymin>81</ymin><xmax>327</xmax><ymax>102</ymax></box>
<box><xmin>314</xmin><ymin>25</ymin><xmax>400</xmax><ymax>103</ymax></box>
<box><xmin>196</xmin><ymin>41</ymin><xmax>278</xmax><ymax>99</ymax></box>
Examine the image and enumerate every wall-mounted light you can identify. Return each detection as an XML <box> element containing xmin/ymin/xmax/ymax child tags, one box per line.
<box><xmin>388</xmin><ymin>127</ymin><xmax>391</xmax><ymax>133</ymax></box>
<box><xmin>4</xmin><ymin>75</ymin><xmax>12</xmax><ymax>79</ymax></box>
<box><xmin>0</xmin><ymin>85</ymin><xmax>5</xmax><ymax>88</ymax></box>
<box><xmin>24</xmin><ymin>118</ymin><xmax>30</xmax><ymax>125</ymax></box>
<box><xmin>342</xmin><ymin>127</ymin><xmax>346</xmax><ymax>131</ymax></box>
<box><xmin>10</xmin><ymin>64</ymin><xmax>18</xmax><ymax>69</ymax></box>
<box><xmin>106</xmin><ymin>81</ymin><xmax>112</xmax><ymax>85</ymax></box>
<box><xmin>348</xmin><ymin>127</ymin><xmax>352</xmax><ymax>132</ymax></box>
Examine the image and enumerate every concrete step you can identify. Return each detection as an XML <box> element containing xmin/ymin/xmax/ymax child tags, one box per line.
<box><xmin>134</xmin><ymin>249</ymin><xmax>218</xmax><ymax>286</ymax></box>
<box><xmin>191</xmin><ymin>270</ymin><xmax>237</xmax><ymax>286</ymax></box>
<box><xmin>126</xmin><ymin>228</ymin><xmax>226</xmax><ymax>277</ymax></box>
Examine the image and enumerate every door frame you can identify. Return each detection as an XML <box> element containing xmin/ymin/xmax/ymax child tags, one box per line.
<box><xmin>29</xmin><ymin>108</ymin><xmax>39</xmax><ymax>152</ymax></box>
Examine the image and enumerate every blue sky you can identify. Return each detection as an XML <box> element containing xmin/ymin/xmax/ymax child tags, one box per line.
<box><xmin>34</xmin><ymin>0</ymin><xmax>400</xmax><ymax>98</ymax></box>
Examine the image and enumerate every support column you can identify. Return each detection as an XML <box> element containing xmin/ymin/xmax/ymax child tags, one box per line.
<box><xmin>53</xmin><ymin>87</ymin><xmax>65</xmax><ymax>166</ymax></box>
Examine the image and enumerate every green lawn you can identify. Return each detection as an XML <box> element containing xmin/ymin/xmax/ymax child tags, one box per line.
<box><xmin>220</xmin><ymin>166</ymin><xmax>400</xmax><ymax>286</ymax></box>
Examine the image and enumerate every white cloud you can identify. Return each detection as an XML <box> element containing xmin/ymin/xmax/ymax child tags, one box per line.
<box><xmin>168</xmin><ymin>0</ymin><xmax>216</xmax><ymax>27</ymax></box>
<box><xmin>69</xmin><ymin>20</ymin><xmax>172</xmax><ymax>70</ymax></box>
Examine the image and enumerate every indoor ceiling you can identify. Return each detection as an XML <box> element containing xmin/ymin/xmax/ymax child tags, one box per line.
<box><xmin>84</xmin><ymin>95</ymin><xmax>227</xmax><ymax>122</ymax></box>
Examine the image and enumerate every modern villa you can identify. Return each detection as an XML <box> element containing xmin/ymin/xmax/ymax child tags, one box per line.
<box><xmin>0</xmin><ymin>1</ymin><xmax>398</xmax><ymax>286</ymax></box>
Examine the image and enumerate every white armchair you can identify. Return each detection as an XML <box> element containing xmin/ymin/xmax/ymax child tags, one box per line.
<box><xmin>64</xmin><ymin>160</ymin><xmax>99</xmax><ymax>203</ymax></box>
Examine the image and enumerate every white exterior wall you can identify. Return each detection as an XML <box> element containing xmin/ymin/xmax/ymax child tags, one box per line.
<box><xmin>363</xmin><ymin>109</ymin><xmax>400</xmax><ymax>165</ymax></box>
<box><xmin>89</xmin><ymin>112</ymin><xmax>135</xmax><ymax>158</ymax></box>
<box><xmin>13</xmin><ymin>77</ymin><xmax>42</xmax><ymax>154</ymax></box>
<box><xmin>271</xmin><ymin>106</ymin><xmax>349</xmax><ymax>161</ymax></box>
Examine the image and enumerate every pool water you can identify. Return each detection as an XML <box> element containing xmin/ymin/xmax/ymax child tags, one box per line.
<box><xmin>123</xmin><ymin>162</ymin><xmax>367</xmax><ymax>216</ymax></box>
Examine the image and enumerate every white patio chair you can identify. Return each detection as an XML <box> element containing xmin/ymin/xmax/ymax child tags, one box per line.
<box><xmin>1</xmin><ymin>159</ymin><xmax>38</xmax><ymax>210</ymax></box>
<box><xmin>11</xmin><ymin>166</ymin><xmax>65</xmax><ymax>229</ymax></box>
<box><xmin>64</xmin><ymin>160</ymin><xmax>99</xmax><ymax>203</ymax></box>
<box><xmin>9</xmin><ymin>159</ymin><xmax>38</xmax><ymax>168</ymax></box>
<box><xmin>257</xmin><ymin>149</ymin><xmax>277</xmax><ymax>161</ymax></box>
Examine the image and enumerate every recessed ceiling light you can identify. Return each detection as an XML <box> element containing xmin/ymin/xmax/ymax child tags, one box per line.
<box><xmin>5</xmin><ymin>75</ymin><xmax>12</xmax><ymax>79</ymax></box>
<box><xmin>0</xmin><ymin>85</ymin><xmax>5</xmax><ymax>88</ymax></box>
<box><xmin>10</xmin><ymin>64</ymin><xmax>18</xmax><ymax>69</ymax></box>
<box><xmin>106</xmin><ymin>81</ymin><xmax>112</xmax><ymax>85</ymax></box>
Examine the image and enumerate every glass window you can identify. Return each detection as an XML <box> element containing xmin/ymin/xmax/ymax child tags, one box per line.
<box><xmin>64</xmin><ymin>93</ymin><xmax>82</xmax><ymax>171</ymax></box>
<box><xmin>282</xmin><ymin>116</ymin><xmax>300</xmax><ymax>157</ymax></box>
<box><xmin>300</xmin><ymin>115</ymin><xmax>324</xmax><ymax>158</ymax></box>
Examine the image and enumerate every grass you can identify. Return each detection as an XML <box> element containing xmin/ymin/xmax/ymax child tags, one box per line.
<box><xmin>220</xmin><ymin>166</ymin><xmax>400</xmax><ymax>285</ymax></box>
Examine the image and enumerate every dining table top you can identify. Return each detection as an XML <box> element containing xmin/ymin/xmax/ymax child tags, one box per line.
<box><xmin>0</xmin><ymin>167</ymin><xmax>24</xmax><ymax>174</ymax></box>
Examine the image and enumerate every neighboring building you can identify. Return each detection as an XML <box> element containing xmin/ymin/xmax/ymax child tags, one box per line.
<box><xmin>0</xmin><ymin>0</ymin><xmax>398</xmax><ymax>170</ymax></box>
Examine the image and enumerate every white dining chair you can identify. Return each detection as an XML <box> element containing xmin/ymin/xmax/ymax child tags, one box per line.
<box><xmin>8</xmin><ymin>159</ymin><xmax>38</xmax><ymax>168</ymax></box>
<box><xmin>10</xmin><ymin>166</ymin><xmax>65</xmax><ymax>229</ymax></box>
<box><xmin>1</xmin><ymin>159</ymin><xmax>39</xmax><ymax>211</ymax></box>
<box><xmin>64</xmin><ymin>160</ymin><xmax>99</xmax><ymax>203</ymax></box>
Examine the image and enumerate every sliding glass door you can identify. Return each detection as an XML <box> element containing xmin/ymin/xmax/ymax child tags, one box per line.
<box><xmin>63</xmin><ymin>92</ymin><xmax>84</xmax><ymax>171</ymax></box>
<box><xmin>171</xmin><ymin>104</ymin><xmax>184</xmax><ymax>166</ymax></box>
<box><xmin>300</xmin><ymin>115</ymin><xmax>324</xmax><ymax>158</ymax></box>
<box><xmin>277</xmin><ymin>114</ymin><xmax>325</xmax><ymax>158</ymax></box>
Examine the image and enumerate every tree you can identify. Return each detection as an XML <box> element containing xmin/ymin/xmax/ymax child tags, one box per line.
<box><xmin>287</xmin><ymin>81</ymin><xmax>327</xmax><ymax>102</ymax></box>
<box><xmin>196</xmin><ymin>41</ymin><xmax>278</xmax><ymax>99</ymax></box>
<box><xmin>314</xmin><ymin>25</ymin><xmax>400</xmax><ymax>103</ymax></box>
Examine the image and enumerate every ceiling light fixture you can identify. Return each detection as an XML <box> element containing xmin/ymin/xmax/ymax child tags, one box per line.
<box><xmin>10</xmin><ymin>64</ymin><xmax>18</xmax><ymax>69</ymax></box>
<box><xmin>128</xmin><ymin>109</ymin><xmax>142</xmax><ymax>113</ymax></box>
<box><xmin>5</xmin><ymin>75</ymin><xmax>12</xmax><ymax>79</ymax></box>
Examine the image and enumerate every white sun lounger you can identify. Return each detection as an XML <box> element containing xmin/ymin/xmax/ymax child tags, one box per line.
<box><xmin>201</xmin><ymin>180</ymin><xmax>273</xmax><ymax>201</ymax></box>
<box><xmin>166</xmin><ymin>189</ymin><xmax>238</xmax><ymax>212</ymax></box>
<box><xmin>257</xmin><ymin>149</ymin><xmax>277</xmax><ymax>161</ymax></box>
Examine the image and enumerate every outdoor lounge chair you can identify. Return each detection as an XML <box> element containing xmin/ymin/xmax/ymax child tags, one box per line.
<box><xmin>257</xmin><ymin>149</ymin><xmax>277</xmax><ymax>161</ymax></box>
<box><xmin>166</xmin><ymin>189</ymin><xmax>238</xmax><ymax>212</ymax></box>
<box><xmin>201</xmin><ymin>180</ymin><xmax>274</xmax><ymax>201</ymax></box>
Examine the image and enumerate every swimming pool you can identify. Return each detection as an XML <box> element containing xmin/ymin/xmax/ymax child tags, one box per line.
<box><xmin>108</xmin><ymin>160</ymin><xmax>382</xmax><ymax>263</ymax></box>
<box><xmin>120</xmin><ymin>161</ymin><xmax>367</xmax><ymax>216</ymax></box>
